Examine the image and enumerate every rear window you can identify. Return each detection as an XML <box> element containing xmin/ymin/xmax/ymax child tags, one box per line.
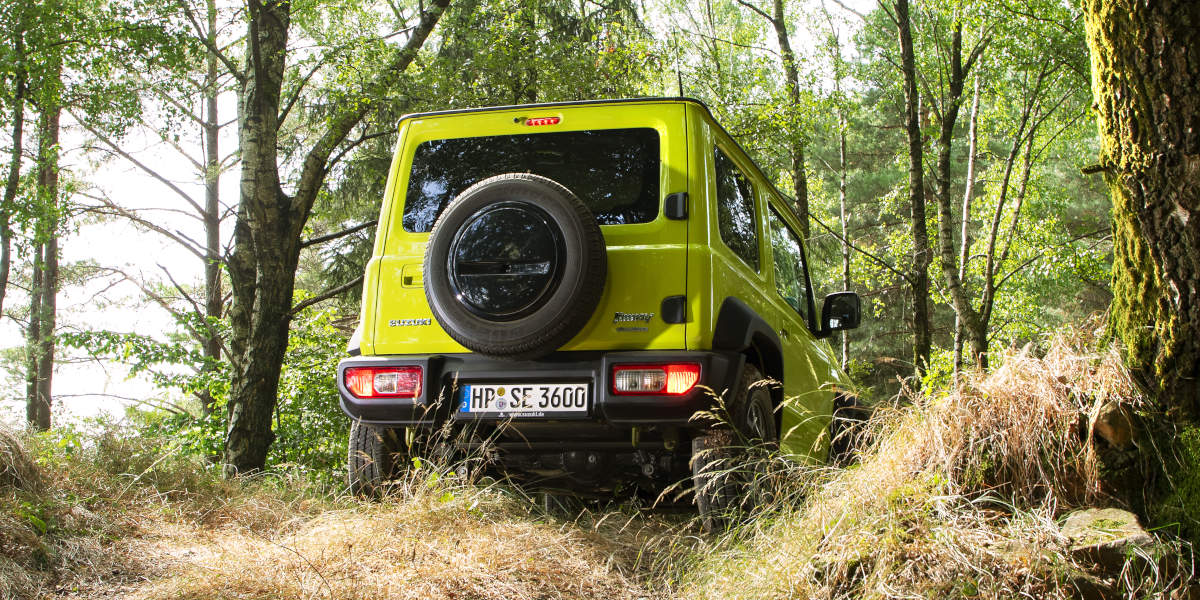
<box><xmin>402</xmin><ymin>127</ymin><xmax>660</xmax><ymax>232</ymax></box>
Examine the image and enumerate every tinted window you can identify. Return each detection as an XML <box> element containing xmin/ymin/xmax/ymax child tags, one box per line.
<box><xmin>768</xmin><ymin>208</ymin><xmax>811</xmax><ymax>322</ymax></box>
<box><xmin>715</xmin><ymin>148</ymin><xmax>759</xmax><ymax>270</ymax></box>
<box><xmin>403</xmin><ymin>128</ymin><xmax>660</xmax><ymax>232</ymax></box>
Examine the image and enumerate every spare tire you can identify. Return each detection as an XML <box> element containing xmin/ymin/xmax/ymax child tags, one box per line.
<box><xmin>424</xmin><ymin>173</ymin><xmax>606</xmax><ymax>360</ymax></box>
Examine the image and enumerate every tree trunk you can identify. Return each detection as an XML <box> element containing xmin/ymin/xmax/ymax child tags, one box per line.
<box><xmin>200</xmin><ymin>0</ymin><xmax>222</xmax><ymax>417</ymax></box>
<box><xmin>26</xmin><ymin>103</ymin><xmax>61</xmax><ymax>432</ymax></box>
<box><xmin>25</xmin><ymin>240</ymin><xmax>43</xmax><ymax>428</ymax></box>
<box><xmin>1084</xmin><ymin>0</ymin><xmax>1200</xmax><ymax>418</ymax></box>
<box><xmin>894</xmin><ymin>0</ymin><xmax>932</xmax><ymax>376</ymax></box>
<box><xmin>953</xmin><ymin>73</ymin><xmax>980</xmax><ymax>376</ymax></box>
<box><xmin>770</xmin><ymin>0</ymin><xmax>809</xmax><ymax>238</ymax></box>
<box><xmin>0</xmin><ymin>17</ymin><xmax>25</xmax><ymax>320</ymax></box>
<box><xmin>224</xmin><ymin>0</ymin><xmax>451</xmax><ymax>474</ymax></box>
<box><xmin>35</xmin><ymin>216</ymin><xmax>58</xmax><ymax>431</ymax></box>
<box><xmin>225</xmin><ymin>0</ymin><xmax>294</xmax><ymax>474</ymax></box>
<box><xmin>931</xmin><ymin>24</ymin><xmax>991</xmax><ymax>370</ymax></box>
<box><xmin>0</xmin><ymin>70</ymin><xmax>23</xmax><ymax>321</ymax></box>
<box><xmin>838</xmin><ymin>113</ymin><xmax>850</xmax><ymax>368</ymax></box>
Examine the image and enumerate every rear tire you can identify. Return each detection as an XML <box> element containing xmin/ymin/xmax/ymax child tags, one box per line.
<box><xmin>347</xmin><ymin>420</ymin><xmax>404</xmax><ymax>496</ymax></box>
<box><xmin>692</xmin><ymin>364</ymin><xmax>777</xmax><ymax>532</ymax></box>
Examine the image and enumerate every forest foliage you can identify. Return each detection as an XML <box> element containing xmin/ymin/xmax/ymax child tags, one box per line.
<box><xmin>0</xmin><ymin>0</ymin><xmax>1114</xmax><ymax>476</ymax></box>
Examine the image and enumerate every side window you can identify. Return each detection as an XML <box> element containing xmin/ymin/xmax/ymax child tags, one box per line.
<box><xmin>768</xmin><ymin>208</ymin><xmax>811</xmax><ymax>322</ymax></box>
<box><xmin>714</xmin><ymin>147</ymin><xmax>759</xmax><ymax>271</ymax></box>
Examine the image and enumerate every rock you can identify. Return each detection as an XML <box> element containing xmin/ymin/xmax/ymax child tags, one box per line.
<box><xmin>1067</xmin><ymin>571</ymin><xmax>1115</xmax><ymax>600</ymax></box>
<box><xmin>1091</xmin><ymin>401</ymin><xmax>1135</xmax><ymax>449</ymax></box>
<box><xmin>1061</xmin><ymin>507</ymin><xmax>1155</xmax><ymax>571</ymax></box>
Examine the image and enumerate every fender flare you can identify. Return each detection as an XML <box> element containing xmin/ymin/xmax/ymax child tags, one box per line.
<box><xmin>712</xmin><ymin>297</ymin><xmax>784</xmax><ymax>400</ymax></box>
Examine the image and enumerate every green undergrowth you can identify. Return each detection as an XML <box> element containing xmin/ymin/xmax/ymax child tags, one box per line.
<box><xmin>1153</xmin><ymin>426</ymin><xmax>1200</xmax><ymax>544</ymax></box>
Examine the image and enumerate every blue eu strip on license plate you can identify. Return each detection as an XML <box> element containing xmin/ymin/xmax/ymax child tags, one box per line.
<box><xmin>457</xmin><ymin>382</ymin><xmax>589</xmax><ymax>418</ymax></box>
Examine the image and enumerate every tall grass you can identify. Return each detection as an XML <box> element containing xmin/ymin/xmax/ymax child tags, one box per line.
<box><xmin>677</xmin><ymin>333</ymin><xmax>1192</xmax><ymax>599</ymax></box>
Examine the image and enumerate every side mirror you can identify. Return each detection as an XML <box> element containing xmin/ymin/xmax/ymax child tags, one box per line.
<box><xmin>819</xmin><ymin>291</ymin><xmax>861</xmax><ymax>338</ymax></box>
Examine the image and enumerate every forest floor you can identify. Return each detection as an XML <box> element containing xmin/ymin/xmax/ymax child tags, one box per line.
<box><xmin>0</xmin><ymin>431</ymin><xmax>686</xmax><ymax>599</ymax></box>
<box><xmin>3</xmin><ymin>332</ymin><xmax>1197</xmax><ymax>599</ymax></box>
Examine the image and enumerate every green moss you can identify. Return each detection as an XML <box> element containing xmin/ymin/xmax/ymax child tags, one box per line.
<box><xmin>1105</xmin><ymin>177</ymin><xmax>1161</xmax><ymax>389</ymax></box>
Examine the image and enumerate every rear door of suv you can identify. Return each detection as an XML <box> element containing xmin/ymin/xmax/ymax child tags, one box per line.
<box><xmin>370</xmin><ymin>101</ymin><xmax>691</xmax><ymax>356</ymax></box>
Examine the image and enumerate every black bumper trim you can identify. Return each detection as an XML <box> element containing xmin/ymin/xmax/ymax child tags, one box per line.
<box><xmin>337</xmin><ymin>350</ymin><xmax>742</xmax><ymax>427</ymax></box>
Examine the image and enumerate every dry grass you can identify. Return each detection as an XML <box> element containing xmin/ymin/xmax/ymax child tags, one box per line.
<box><xmin>3</xmin><ymin>327</ymin><xmax>1194</xmax><ymax>599</ymax></box>
<box><xmin>0</xmin><ymin>425</ymin><xmax>674</xmax><ymax>600</ymax></box>
<box><xmin>678</xmin><ymin>333</ymin><xmax>1192</xmax><ymax>599</ymax></box>
<box><xmin>129</xmin><ymin>489</ymin><xmax>658</xmax><ymax>599</ymax></box>
<box><xmin>0</xmin><ymin>424</ymin><xmax>39</xmax><ymax>492</ymax></box>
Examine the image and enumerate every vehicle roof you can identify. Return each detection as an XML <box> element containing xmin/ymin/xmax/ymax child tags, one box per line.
<box><xmin>396</xmin><ymin>96</ymin><xmax>712</xmax><ymax>122</ymax></box>
<box><xmin>397</xmin><ymin>97</ymin><xmax>805</xmax><ymax>226</ymax></box>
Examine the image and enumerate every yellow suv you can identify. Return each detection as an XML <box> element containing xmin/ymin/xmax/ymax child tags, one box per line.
<box><xmin>338</xmin><ymin>98</ymin><xmax>860</xmax><ymax>515</ymax></box>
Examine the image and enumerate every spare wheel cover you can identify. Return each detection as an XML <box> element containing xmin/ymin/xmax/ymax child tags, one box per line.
<box><xmin>423</xmin><ymin>173</ymin><xmax>607</xmax><ymax>360</ymax></box>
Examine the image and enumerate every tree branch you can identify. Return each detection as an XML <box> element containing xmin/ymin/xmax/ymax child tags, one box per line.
<box><xmin>77</xmin><ymin>192</ymin><xmax>207</xmax><ymax>260</ymax></box>
<box><xmin>289</xmin><ymin>275</ymin><xmax>363</xmax><ymax>317</ymax></box>
<box><xmin>182</xmin><ymin>1</ymin><xmax>246</xmax><ymax>82</ymax></box>
<box><xmin>733</xmin><ymin>0</ymin><xmax>772</xmax><ymax>22</ymax></box>
<box><xmin>74</xmin><ymin>116</ymin><xmax>208</xmax><ymax>217</ymax></box>
<box><xmin>327</xmin><ymin>130</ymin><xmax>395</xmax><ymax>170</ymax></box>
<box><xmin>300</xmin><ymin>219</ymin><xmax>377</xmax><ymax>249</ymax></box>
<box><xmin>277</xmin><ymin>56</ymin><xmax>330</xmax><ymax>127</ymax></box>
<box><xmin>158</xmin><ymin>263</ymin><xmax>206</xmax><ymax>322</ymax></box>
<box><xmin>811</xmin><ymin>213</ymin><xmax>912</xmax><ymax>285</ymax></box>
<box><xmin>291</xmin><ymin>0</ymin><xmax>451</xmax><ymax>220</ymax></box>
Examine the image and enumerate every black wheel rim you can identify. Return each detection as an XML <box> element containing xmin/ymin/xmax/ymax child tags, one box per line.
<box><xmin>447</xmin><ymin>201</ymin><xmax>566</xmax><ymax>321</ymax></box>
<box><xmin>746</xmin><ymin>393</ymin><xmax>772</xmax><ymax>442</ymax></box>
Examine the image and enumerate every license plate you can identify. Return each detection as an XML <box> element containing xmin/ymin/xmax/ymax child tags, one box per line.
<box><xmin>457</xmin><ymin>382</ymin><xmax>589</xmax><ymax>418</ymax></box>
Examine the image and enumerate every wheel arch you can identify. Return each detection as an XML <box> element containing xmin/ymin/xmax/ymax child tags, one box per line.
<box><xmin>713</xmin><ymin>297</ymin><xmax>785</xmax><ymax>433</ymax></box>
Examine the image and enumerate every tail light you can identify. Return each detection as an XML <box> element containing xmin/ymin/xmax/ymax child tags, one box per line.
<box><xmin>344</xmin><ymin>366</ymin><xmax>422</xmax><ymax>399</ymax></box>
<box><xmin>611</xmin><ymin>363</ymin><xmax>700</xmax><ymax>396</ymax></box>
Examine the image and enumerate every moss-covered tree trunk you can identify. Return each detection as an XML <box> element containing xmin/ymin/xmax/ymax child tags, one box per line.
<box><xmin>1084</xmin><ymin>0</ymin><xmax>1200</xmax><ymax>419</ymax></box>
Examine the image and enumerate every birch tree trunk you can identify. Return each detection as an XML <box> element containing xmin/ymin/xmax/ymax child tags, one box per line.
<box><xmin>953</xmin><ymin>74</ymin><xmax>981</xmax><ymax>376</ymax></box>
<box><xmin>224</xmin><ymin>0</ymin><xmax>450</xmax><ymax>474</ymax></box>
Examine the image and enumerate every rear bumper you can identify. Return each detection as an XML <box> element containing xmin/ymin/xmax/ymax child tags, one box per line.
<box><xmin>337</xmin><ymin>350</ymin><xmax>743</xmax><ymax>427</ymax></box>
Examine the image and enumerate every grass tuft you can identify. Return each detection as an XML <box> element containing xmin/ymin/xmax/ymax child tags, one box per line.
<box><xmin>0</xmin><ymin>424</ymin><xmax>39</xmax><ymax>493</ymax></box>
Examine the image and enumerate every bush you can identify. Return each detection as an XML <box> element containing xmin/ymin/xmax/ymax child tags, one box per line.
<box><xmin>67</xmin><ymin>304</ymin><xmax>352</xmax><ymax>485</ymax></box>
